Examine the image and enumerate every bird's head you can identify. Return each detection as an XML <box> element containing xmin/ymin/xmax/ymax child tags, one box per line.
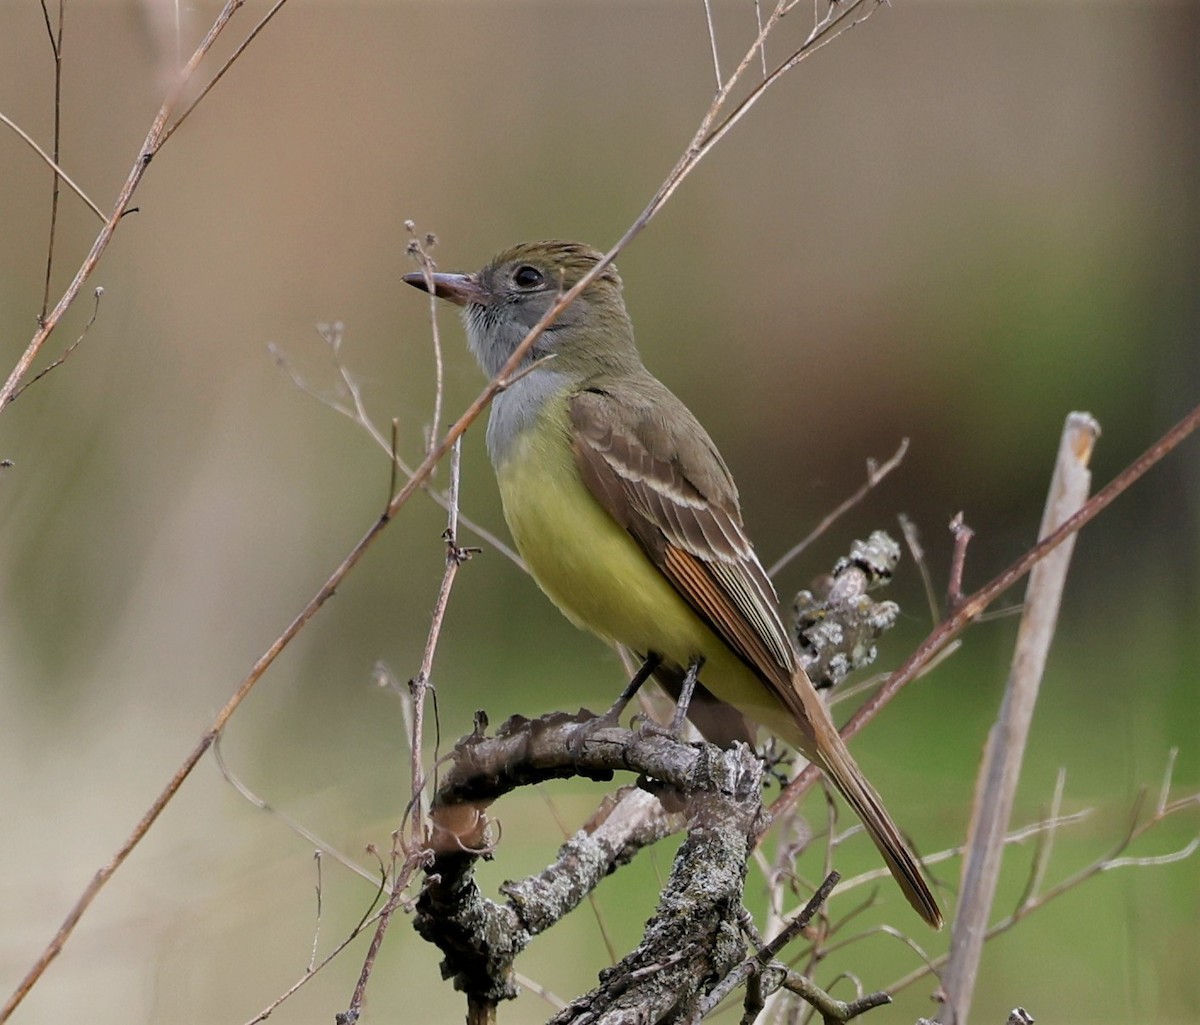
<box><xmin>403</xmin><ymin>240</ymin><xmax>636</xmax><ymax>379</ymax></box>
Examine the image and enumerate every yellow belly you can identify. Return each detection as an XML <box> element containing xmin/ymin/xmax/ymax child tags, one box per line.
<box><xmin>495</xmin><ymin>409</ymin><xmax>795</xmax><ymax>739</ymax></box>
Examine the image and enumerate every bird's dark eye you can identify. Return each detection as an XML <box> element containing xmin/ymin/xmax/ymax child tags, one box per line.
<box><xmin>513</xmin><ymin>265</ymin><xmax>544</xmax><ymax>289</ymax></box>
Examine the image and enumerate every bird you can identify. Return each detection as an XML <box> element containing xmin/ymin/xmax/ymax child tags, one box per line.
<box><xmin>403</xmin><ymin>240</ymin><xmax>942</xmax><ymax>928</ymax></box>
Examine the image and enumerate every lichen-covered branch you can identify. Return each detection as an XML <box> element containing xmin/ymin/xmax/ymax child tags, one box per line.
<box><xmin>415</xmin><ymin>716</ymin><xmax>767</xmax><ymax>1022</ymax></box>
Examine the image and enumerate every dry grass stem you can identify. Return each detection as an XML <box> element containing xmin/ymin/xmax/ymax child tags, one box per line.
<box><xmin>39</xmin><ymin>0</ymin><xmax>64</xmax><ymax>319</ymax></box>
<box><xmin>242</xmin><ymin>904</ymin><xmax>387</xmax><ymax>1025</ymax></box>
<box><xmin>937</xmin><ymin>413</ymin><xmax>1099</xmax><ymax>1025</ymax></box>
<box><xmin>832</xmin><ymin>807</ymin><xmax>1091</xmax><ymax>909</ymax></box>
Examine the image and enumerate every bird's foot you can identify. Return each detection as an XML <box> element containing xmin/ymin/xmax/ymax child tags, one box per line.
<box><xmin>569</xmin><ymin>652</ymin><xmax>662</xmax><ymax>757</ymax></box>
<box><xmin>632</xmin><ymin>655</ymin><xmax>705</xmax><ymax>744</ymax></box>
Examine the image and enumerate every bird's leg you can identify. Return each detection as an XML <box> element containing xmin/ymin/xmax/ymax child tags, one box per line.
<box><xmin>665</xmin><ymin>656</ymin><xmax>705</xmax><ymax>737</ymax></box>
<box><xmin>574</xmin><ymin>651</ymin><xmax>661</xmax><ymax>738</ymax></box>
<box><xmin>570</xmin><ymin>652</ymin><xmax>662</xmax><ymax>758</ymax></box>
<box><xmin>600</xmin><ymin>651</ymin><xmax>662</xmax><ymax>726</ymax></box>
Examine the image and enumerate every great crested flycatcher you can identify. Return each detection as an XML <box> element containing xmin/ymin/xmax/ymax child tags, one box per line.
<box><xmin>403</xmin><ymin>240</ymin><xmax>942</xmax><ymax>928</ymax></box>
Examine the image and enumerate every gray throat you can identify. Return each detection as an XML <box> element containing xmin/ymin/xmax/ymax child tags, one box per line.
<box><xmin>484</xmin><ymin>364</ymin><xmax>572</xmax><ymax>469</ymax></box>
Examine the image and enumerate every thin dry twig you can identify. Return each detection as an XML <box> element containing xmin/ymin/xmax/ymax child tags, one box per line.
<box><xmin>339</xmin><ymin>885</ymin><xmax>407</xmax><ymax>1025</ymax></box>
<box><xmin>938</xmin><ymin>412</ymin><xmax>1099</xmax><ymax>1025</ymax></box>
<box><xmin>339</xmin><ymin>442</ymin><xmax>475</xmax><ymax>1019</ymax></box>
<box><xmin>270</xmin><ymin>326</ymin><xmax>525</xmax><ymax>568</ymax></box>
<box><xmin>157</xmin><ymin>0</ymin><xmax>292</xmax><ymax>150</ymax></box>
<box><xmin>242</xmin><ymin>901</ymin><xmax>387</xmax><ymax>1025</ymax></box>
<box><xmin>1</xmin><ymin>0</ymin><xmax>292</xmax><ymax>416</ymax></box>
<box><xmin>764</xmin><ymin>871</ymin><xmax>843</xmax><ymax>962</ymax></box>
<box><xmin>701</xmin><ymin>0</ymin><xmax>723</xmax><ymax>88</ymax></box>
<box><xmin>0</xmin><ymin>110</ymin><xmax>104</xmax><ymax>222</ymax></box>
<box><xmin>829</xmin><ymin>807</ymin><xmax>1091</xmax><ymax>919</ymax></box>
<box><xmin>945</xmin><ymin>512</ymin><xmax>974</xmax><ymax>611</ymax></box>
<box><xmin>10</xmin><ymin>287</ymin><xmax>104</xmax><ymax>402</ymax></box>
<box><xmin>404</xmin><ymin>225</ymin><xmax>446</xmax><ymax>456</ymax></box>
<box><xmin>692</xmin><ymin>874</ymin><xmax>862</xmax><ymax>1023</ymax></box>
<box><xmin>212</xmin><ymin>735</ymin><xmax>381</xmax><ymax>889</ymax></box>
<box><xmin>310</xmin><ymin>852</ymin><xmax>323</xmax><ymax>975</ymax></box>
<box><xmin>404</xmin><ymin>437</ymin><xmax>476</xmax><ymax>852</ymax></box>
<box><xmin>39</xmin><ymin>0</ymin><xmax>65</xmax><ymax>321</ymax></box>
<box><xmin>779</xmin><ymin>970</ymin><xmax>890</xmax><ymax>1025</ymax></box>
<box><xmin>769</xmin><ymin>400</ymin><xmax>1200</xmax><ymax>826</ymax></box>
<box><xmin>0</xmin><ymin>6</ymin><xmax>305</xmax><ymax>1008</ymax></box>
<box><xmin>897</xmin><ymin>512</ymin><xmax>941</xmax><ymax>625</ymax></box>
<box><xmin>886</xmin><ymin>757</ymin><xmax>1199</xmax><ymax>998</ymax></box>
<box><xmin>1015</xmin><ymin>769</ymin><xmax>1067</xmax><ymax>910</ymax></box>
<box><xmin>753</xmin><ymin>0</ymin><xmax>769</xmax><ymax>77</ymax></box>
<box><xmin>785</xmin><ymin>771</ymin><xmax>1196</xmax><ymax>1019</ymax></box>
<box><xmin>768</xmin><ymin>438</ymin><xmax>909</xmax><ymax>578</ymax></box>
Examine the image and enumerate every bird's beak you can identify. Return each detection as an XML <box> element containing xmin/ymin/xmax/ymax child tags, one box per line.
<box><xmin>402</xmin><ymin>271</ymin><xmax>484</xmax><ymax>307</ymax></box>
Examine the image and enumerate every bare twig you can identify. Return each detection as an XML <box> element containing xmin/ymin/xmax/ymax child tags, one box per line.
<box><xmin>338</xmin><ymin>441</ymin><xmax>475</xmax><ymax>1019</ymax></box>
<box><xmin>310</xmin><ymin>852</ymin><xmax>323</xmax><ymax>974</ymax></box>
<box><xmin>1011</xmin><ymin>769</ymin><xmax>1065</xmax><ymax>913</ymax></box>
<box><xmin>157</xmin><ymin>0</ymin><xmax>293</xmax><ymax>150</ymax></box>
<box><xmin>945</xmin><ymin>512</ymin><xmax>974</xmax><ymax>611</ymax></box>
<box><xmin>0</xmin><ymin>110</ymin><xmax>104</xmax><ymax>221</ymax></box>
<box><xmin>478</xmin><ymin>0</ymin><xmax>887</xmax><ymax>425</ymax></box>
<box><xmin>404</xmin><ymin>224</ymin><xmax>445</xmax><ymax>456</ymax></box>
<box><xmin>693</xmin><ymin>875</ymin><xmax>873</xmax><ymax>1023</ymax></box>
<box><xmin>701</xmin><ymin>0</ymin><xmax>723</xmax><ymax>88</ymax></box>
<box><xmin>898</xmin><ymin>512</ymin><xmax>941</xmax><ymax>625</ymax></box>
<box><xmin>887</xmin><ymin>759</ymin><xmax>1199</xmax><ymax>998</ymax></box>
<box><xmin>830</xmin><ymin>807</ymin><xmax>1091</xmax><ymax>922</ymax></box>
<box><xmin>242</xmin><ymin>903</ymin><xmax>387</xmax><ymax>1025</ymax></box>
<box><xmin>779</xmin><ymin>970</ymin><xmax>890</xmax><ymax>1025</ymax></box>
<box><xmin>212</xmin><ymin>735</ymin><xmax>380</xmax><ymax>888</ymax></box>
<box><xmin>763</xmin><ymin>871</ymin><xmax>842</xmax><ymax>962</ymax></box>
<box><xmin>511</xmin><ymin>972</ymin><xmax>569</xmax><ymax>1014</ymax></box>
<box><xmin>939</xmin><ymin>412</ymin><xmax>1099</xmax><ymax>1025</ymax></box>
<box><xmin>770</xmin><ymin>401</ymin><xmax>1200</xmax><ymax>826</ymax></box>
<box><xmin>769</xmin><ymin>438</ymin><xmax>909</xmax><ymax>578</ymax></box>
<box><xmin>39</xmin><ymin>0</ymin><xmax>65</xmax><ymax>321</ymax></box>
<box><xmin>270</xmin><ymin>328</ymin><xmax>525</xmax><ymax>568</ymax></box>
<box><xmin>1</xmin><ymin>0</ymin><xmax>292</xmax><ymax>416</ymax></box>
<box><xmin>2</xmin><ymin>4</ymin><xmax>312</xmax><ymax>1001</ymax></box>
<box><xmin>753</xmin><ymin>0</ymin><xmax>769</xmax><ymax>77</ymax></box>
<box><xmin>405</xmin><ymin>437</ymin><xmax>475</xmax><ymax>852</ymax></box>
<box><xmin>10</xmin><ymin>287</ymin><xmax>104</xmax><ymax>401</ymax></box>
<box><xmin>340</xmin><ymin>886</ymin><xmax>407</xmax><ymax>1024</ymax></box>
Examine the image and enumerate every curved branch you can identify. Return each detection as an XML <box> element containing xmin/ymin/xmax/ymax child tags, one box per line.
<box><xmin>415</xmin><ymin>716</ymin><xmax>766</xmax><ymax>1023</ymax></box>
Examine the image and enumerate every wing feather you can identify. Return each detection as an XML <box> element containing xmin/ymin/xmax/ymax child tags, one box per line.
<box><xmin>568</xmin><ymin>383</ymin><xmax>944</xmax><ymax>929</ymax></box>
<box><xmin>569</xmin><ymin>385</ymin><xmax>802</xmax><ymax>707</ymax></box>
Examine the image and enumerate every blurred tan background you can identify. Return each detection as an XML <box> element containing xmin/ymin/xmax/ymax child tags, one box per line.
<box><xmin>1</xmin><ymin>2</ymin><xmax>1197</xmax><ymax>1023</ymax></box>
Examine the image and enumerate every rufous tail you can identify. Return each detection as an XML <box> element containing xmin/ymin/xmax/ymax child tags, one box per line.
<box><xmin>815</xmin><ymin>732</ymin><xmax>943</xmax><ymax>929</ymax></box>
